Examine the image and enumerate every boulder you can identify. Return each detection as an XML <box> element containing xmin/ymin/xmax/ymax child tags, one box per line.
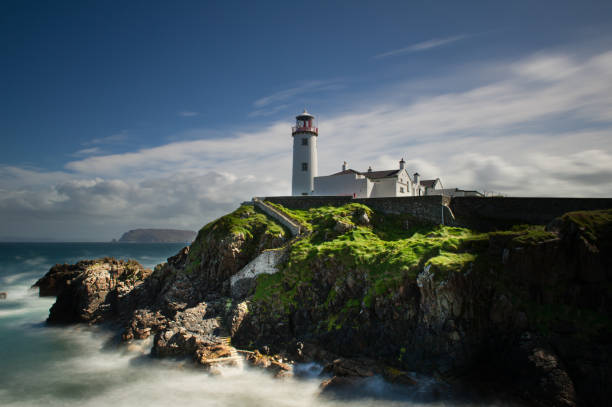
<box><xmin>33</xmin><ymin>262</ymin><xmax>85</xmax><ymax>296</ymax></box>
<box><xmin>245</xmin><ymin>350</ymin><xmax>292</xmax><ymax>377</ymax></box>
<box><xmin>319</xmin><ymin>376</ymin><xmax>364</xmax><ymax>395</ymax></box>
<box><xmin>333</xmin><ymin>221</ymin><xmax>355</xmax><ymax>234</ymax></box>
<box><xmin>323</xmin><ymin>358</ymin><xmax>376</xmax><ymax>377</ymax></box>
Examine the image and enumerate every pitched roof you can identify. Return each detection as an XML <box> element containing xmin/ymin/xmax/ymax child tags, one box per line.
<box><xmin>330</xmin><ymin>169</ymin><xmax>362</xmax><ymax>176</ymax></box>
<box><xmin>420</xmin><ymin>179</ymin><xmax>439</xmax><ymax>188</ymax></box>
<box><xmin>329</xmin><ymin>168</ymin><xmax>404</xmax><ymax>179</ymax></box>
<box><xmin>362</xmin><ymin>169</ymin><xmax>401</xmax><ymax>179</ymax></box>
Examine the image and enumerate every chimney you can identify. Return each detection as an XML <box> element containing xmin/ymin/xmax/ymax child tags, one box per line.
<box><xmin>413</xmin><ymin>172</ymin><xmax>420</xmax><ymax>186</ymax></box>
<box><xmin>399</xmin><ymin>158</ymin><xmax>405</xmax><ymax>170</ymax></box>
<box><xmin>342</xmin><ymin>161</ymin><xmax>347</xmax><ymax>171</ymax></box>
<box><xmin>368</xmin><ymin>166</ymin><xmax>373</xmax><ymax>172</ymax></box>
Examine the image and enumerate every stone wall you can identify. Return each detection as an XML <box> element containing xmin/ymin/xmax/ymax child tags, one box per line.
<box><xmin>262</xmin><ymin>195</ymin><xmax>449</xmax><ymax>225</ymax></box>
<box><xmin>230</xmin><ymin>249</ymin><xmax>285</xmax><ymax>299</ymax></box>
<box><xmin>449</xmin><ymin>197</ymin><xmax>612</xmax><ymax>231</ymax></box>
<box><xmin>254</xmin><ymin>199</ymin><xmax>301</xmax><ymax>236</ymax></box>
<box><xmin>260</xmin><ymin>195</ymin><xmax>612</xmax><ymax>231</ymax></box>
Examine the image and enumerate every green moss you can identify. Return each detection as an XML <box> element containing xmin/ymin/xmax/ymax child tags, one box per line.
<box><xmin>252</xmin><ymin>203</ymin><xmax>490</xmax><ymax>316</ymax></box>
<box><xmin>185</xmin><ymin>205</ymin><xmax>287</xmax><ymax>273</ymax></box>
<box><xmin>561</xmin><ymin>208</ymin><xmax>612</xmax><ymax>244</ymax></box>
<box><xmin>489</xmin><ymin>224</ymin><xmax>557</xmax><ymax>247</ymax></box>
<box><xmin>426</xmin><ymin>251</ymin><xmax>477</xmax><ymax>273</ymax></box>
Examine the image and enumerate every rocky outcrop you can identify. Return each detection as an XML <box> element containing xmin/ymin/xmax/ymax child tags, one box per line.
<box><xmin>35</xmin><ymin>258</ymin><xmax>153</xmax><ymax>324</ymax></box>
<box><xmin>36</xmin><ymin>204</ymin><xmax>612</xmax><ymax>406</ymax></box>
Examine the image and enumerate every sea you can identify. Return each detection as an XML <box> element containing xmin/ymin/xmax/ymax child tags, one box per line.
<box><xmin>0</xmin><ymin>242</ymin><xmax>524</xmax><ymax>407</ymax></box>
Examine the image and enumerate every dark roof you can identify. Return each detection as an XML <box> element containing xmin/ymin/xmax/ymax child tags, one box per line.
<box><xmin>329</xmin><ymin>168</ymin><xmax>403</xmax><ymax>179</ymax></box>
<box><xmin>420</xmin><ymin>179</ymin><xmax>439</xmax><ymax>188</ymax></box>
<box><xmin>330</xmin><ymin>169</ymin><xmax>362</xmax><ymax>176</ymax></box>
<box><xmin>363</xmin><ymin>169</ymin><xmax>401</xmax><ymax>179</ymax></box>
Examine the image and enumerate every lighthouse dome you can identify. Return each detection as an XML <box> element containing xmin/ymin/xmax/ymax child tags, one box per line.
<box><xmin>296</xmin><ymin>109</ymin><xmax>314</xmax><ymax>119</ymax></box>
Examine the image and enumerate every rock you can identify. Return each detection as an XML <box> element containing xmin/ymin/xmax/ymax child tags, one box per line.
<box><xmin>229</xmin><ymin>301</ymin><xmax>249</xmax><ymax>336</ymax></box>
<box><xmin>356</xmin><ymin>211</ymin><xmax>370</xmax><ymax>226</ymax></box>
<box><xmin>333</xmin><ymin>221</ymin><xmax>355</xmax><ymax>234</ymax></box>
<box><xmin>0</xmin><ymin>292</ymin><xmax>6</xmax><ymax>300</ymax></box>
<box><xmin>505</xmin><ymin>333</ymin><xmax>578</xmax><ymax>407</ymax></box>
<box><xmin>382</xmin><ymin>366</ymin><xmax>417</xmax><ymax>386</ymax></box>
<box><xmin>245</xmin><ymin>350</ymin><xmax>292</xmax><ymax>377</ymax></box>
<box><xmin>46</xmin><ymin>258</ymin><xmax>150</xmax><ymax>324</ymax></box>
<box><xmin>319</xmin><ymin>376</ymin><xmax>364</xmax><ymax>395</ymax></box>
<box><xmin>32</xmin><ymin>262</ymin><xmax>86</xmax><ymax>296</ymax></box>
<box><xmin>323</xmin><ymin>358</ymin><xmax>376</xmax><ymax>377</ymax></box>
<box><xmin>195</xmin><ymin>343</ymin><xmax>237</xmax><ymax>367</ymax></box>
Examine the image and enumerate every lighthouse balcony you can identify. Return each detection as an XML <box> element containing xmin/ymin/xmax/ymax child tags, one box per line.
<box><xmin>292</xmin><ymin>126</ymin><xmax>318</xmax><ymax>134</ymax></box>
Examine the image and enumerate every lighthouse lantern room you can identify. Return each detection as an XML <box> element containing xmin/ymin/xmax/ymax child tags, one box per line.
<box><xmin>291</xmin><ymin>110</ymin><xmax>319</xmax><ymax>196</ymax></box>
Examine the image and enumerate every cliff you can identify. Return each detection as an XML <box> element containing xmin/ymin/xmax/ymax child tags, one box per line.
<box><xmin>35</xmin><ymin>203</ymin><xmax>612</xmax><ymax>406</ymax></box>
<box><xmin>118</xmin><ymin>229</ymin><xmax>196</xmax><ymax>243</ymax></box>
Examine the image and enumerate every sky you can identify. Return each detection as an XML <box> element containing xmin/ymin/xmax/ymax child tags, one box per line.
<box><xmin>1</xmin><ymin>0</ymin><xmax>612</xmax><ymax>241</ymax></box>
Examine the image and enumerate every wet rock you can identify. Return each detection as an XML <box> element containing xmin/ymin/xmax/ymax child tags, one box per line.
<box><xmin>46</xmin><ymin>258</ymin><xmax>150</xmax><ymax>324</ymax></box>
<box><xmin>382</xmin><ymin>366</ymin><xmax>417</xmax><ymax>386</ymax></box>
<box><xmin>319</xmin><ymin>376</ymin><xmax>364</xmax><ymax>394</ymax></box>
<box><xmin>323</xmin><ymin>358</ymin><xmax>376</xmax><ymax>377</ymax></box>
<box><xmin>195</xmin><ymin>343</ymin><xmax>237</xmax><ymax>367</ymax></box>
<box><xmin>245</xmin><ymin>350</ymin><xmax>292</xmax><ymax>377</ymax></box>
<box><xmin>33</xmin><ymin>261</ymin><xmax>87</xmax><ymax>296</ymax></box>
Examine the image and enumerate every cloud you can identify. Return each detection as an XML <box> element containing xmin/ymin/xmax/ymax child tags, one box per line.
<box><xmin>72</xmin><ymin>147</ymin><xmax>103</xmax><ymax>157</ymax></box>
<box><xmin>374</xmin><ymin>35</ymin><xmax>468</xmax><ymax>58</ymax></box>
<box><xmin>85</xmin><ymin>132</ymin><xmax>128</xmax><ymax>146</ymax></box>
<box><xmin>248</xmin><ymin>104</ymin><xmax>289</xmax><ymax>118</ymax></box>
<box><xmin>2</xmin><ymin>47</ymin><xmax>612</xmax><ymax>240</ymax></box>
<box><xmin>179</xmin><ymin>111</ymin><xmax>199</xmax><ymax>117</ymax></box>
<box><xmin>253</xmin><ymin>81</ymin><xmax>342</xmax><ymax>108</ymax></box>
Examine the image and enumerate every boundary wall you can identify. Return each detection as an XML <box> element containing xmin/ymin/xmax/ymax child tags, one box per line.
<box><xmin>253</xmin><ymin>198</ymin><xmax>301</xmax><ymax>236</ymax></box>
<box><xmin>262</xmin><ymin>195</ymin><xmax>450</xmax><ymax>225</ymax></box>
<box><xmin>449</xmin><ymin>197</ymin><xmax>612</xmax><ymax>230</ymax></box>
<box><xmin>259</xmin><ymin>196</ymin><xmax>612</xmax><ymax>231</ymax></box>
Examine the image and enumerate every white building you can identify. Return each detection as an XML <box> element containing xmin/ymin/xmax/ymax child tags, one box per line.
<box><xmin>313</xmin><ymin>159</ymin><xmax>441</xmax><ymax>198</ymax></box>
<box><xmin>288</xmin><ymin>110</ymin><xmax>478</xmax><ymax>198</ymax></box>
<box><xmin>291</xmin><ymin>110</ymin><xmax>318</xmax><ymax>196</ymax></box>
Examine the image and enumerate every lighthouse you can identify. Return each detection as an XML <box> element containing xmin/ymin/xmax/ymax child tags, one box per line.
<box><xmin>291</xmin><ymin>109</ymin><xmax>318</xmax><ymax>196</ymax></box>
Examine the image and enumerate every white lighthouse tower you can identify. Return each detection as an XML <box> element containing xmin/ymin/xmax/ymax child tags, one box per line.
<box><xmin>291</xmin><ymin>109</ymin><xmax>318</xmax><ymax>196</ymax></box>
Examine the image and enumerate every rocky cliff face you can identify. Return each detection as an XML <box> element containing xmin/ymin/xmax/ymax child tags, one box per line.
<box><xmin>35</xmin><ymin>204</ymin><xmax>612</xmax><ymax>406</ymax></box>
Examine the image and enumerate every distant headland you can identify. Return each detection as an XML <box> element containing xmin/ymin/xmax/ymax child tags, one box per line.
<box><xmin>115</xmin><ymin>229</ymin><xmax>196</xmax><ymax>243</ymax></box>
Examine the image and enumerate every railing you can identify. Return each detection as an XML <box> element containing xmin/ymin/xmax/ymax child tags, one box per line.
<box><xmin>292</xmin><ymin>126</ymin><xmax>318</xmax><ymax>134</ymax></box>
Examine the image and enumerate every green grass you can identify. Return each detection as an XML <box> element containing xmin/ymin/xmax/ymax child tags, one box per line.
<box><xmin>561</xmin><ymin>208</ymin><xmax>612</xmax><ymax>244</ymax></box>
<box><xmin>185</xmin><ymin>205</ymin><xmax>287</xmax><ymax>274</ymax></box>
<box><xmin>251</xmin><ymin>203</ymin><xmax>490</xmax><ymax>316</ymax></box>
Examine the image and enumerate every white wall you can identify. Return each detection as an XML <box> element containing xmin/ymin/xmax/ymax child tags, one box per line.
<box><xmin>292</xmin><ymin>133</ymin><xmax>318</xmax><ymax>196</ymax></box>
<box><xmin>370</xmin><ymin>178</ymin><xmax>398</xmax><ymax>197</ymax></box>
<box><xmin>314</xmin><ymin>173</ymin><xmax>369</xmax><ymax>198</ymax></box>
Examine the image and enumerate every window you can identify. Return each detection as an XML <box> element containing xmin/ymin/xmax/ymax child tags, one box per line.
<box><xmin>302</xmin><ymin>138</ymin><xmax>308</xmax><ymax>146</ymax></box>
<box><xmin>400</xmin><ymin>187</ymin><xmax>405</xmax><ymax>193</ymax></box>
<box><xmin>301</xmin><ymin>162</ymin><xmax>308</xmax><ymax>171</ymax></box>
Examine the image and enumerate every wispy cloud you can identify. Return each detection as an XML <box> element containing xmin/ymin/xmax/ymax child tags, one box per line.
<box><xmin>374</xmin><ymin>35</ymin><xmax>468</xmax><ymax>58</ymax></box>
<box><xmin>248</xmin><ymin>104</ymin><xmax>289</xmax><ymax>118</ymax></box>
<box><xmin>71</xmin><ymin>147</ymin><xmax>103</xmax><ymax>157</ymax></box>
<box><xmin>179</xmin><ymin>111</ymin><xmax>200</xmax><ymax>117</ymax></box>
<box><xmin>253</xmin><ymin>80</ymin><xmax>342</xmax><ymax>108</ymax></box>
<box><xmin>85</xmin><ymin>132</ymin><xmax>127</xmax><ymax>146</ymax></box>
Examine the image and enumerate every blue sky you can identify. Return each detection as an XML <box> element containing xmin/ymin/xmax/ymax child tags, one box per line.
<box><xmin>1</xmin><ymin>0</ymin><xmax>612</xmax><ymax>240</ymax></box>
